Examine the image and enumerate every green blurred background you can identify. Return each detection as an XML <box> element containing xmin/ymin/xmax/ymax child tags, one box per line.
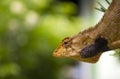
<box><xmin>0</xmin><ymin>0</ymin><xmax>83</xmax><ymax>79</ymax></box>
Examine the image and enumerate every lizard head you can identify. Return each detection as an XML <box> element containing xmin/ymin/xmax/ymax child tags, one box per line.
<box><xmin>53</xmin><ymin>30</ymin><xmax>104</xmax><ymax>63</ymax></box>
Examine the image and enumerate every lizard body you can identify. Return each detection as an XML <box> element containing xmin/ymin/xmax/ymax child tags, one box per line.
<box><xmin>53</xmin><ymin>0</ymin><xmax>120</xmax><ymax>63</ymax></box>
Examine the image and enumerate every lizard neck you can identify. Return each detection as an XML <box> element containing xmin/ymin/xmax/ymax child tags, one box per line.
<box><xmin>95</xmin><ymin>0</ymin><xmax>120</xmax><ymax>43</ymax></box>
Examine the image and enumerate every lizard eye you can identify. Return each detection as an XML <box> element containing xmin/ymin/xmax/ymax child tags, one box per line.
<box><xmin>63</xmin><ymin>41</ymin><xmax>68</xmax><ymax>45</ymax></box>
<box><xmin>62</xmin><ymin>37</ymin><xmax>72</xmax><ymax>48</ymax></box>
<box><xmin>62</xmin><ymin>41</ymin><xmax>69</xmax><ymax>46</ymax></box>
<box><xmin>62</xmin><ymin>41</ymin><xmax>70</xmax><ymax>48</ymax></box>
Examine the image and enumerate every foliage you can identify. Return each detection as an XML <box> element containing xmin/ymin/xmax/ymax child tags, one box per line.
<box><xmin>0</xmin><ymin>0</ymin><xmax>80</xmax><ymax>79</ymax></box>
<box><xmin>95</xmin><ymin>0</ymin><xmax>111</xmax><ymax>12</ymax></box>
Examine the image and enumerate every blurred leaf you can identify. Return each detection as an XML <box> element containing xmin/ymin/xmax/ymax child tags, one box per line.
<box><xmin>0</xmin><ymin>63</ymin><xmax>21</xmax><ymax>77</ymax></box>
<box><xmin>0</xmin><ymin>0</ymin><xmax>79</xmax><ymax>79</ymax></box>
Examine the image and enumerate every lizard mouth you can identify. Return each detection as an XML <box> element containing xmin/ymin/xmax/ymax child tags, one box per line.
<box><xmin>53</xmin><ymin>44</ymin><xmax>102</xmax><ymax>63</ymax></box>
<box><xmin>53</xmin><ymin>44</ymin><xmax>79</xmax><ymax>57</ymax></box>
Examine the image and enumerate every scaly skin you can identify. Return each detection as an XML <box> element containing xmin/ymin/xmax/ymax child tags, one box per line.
<box><xmin>53</xmin><ymin>0</ymin><xmax>120</xmax><ymax>63</ymax></box>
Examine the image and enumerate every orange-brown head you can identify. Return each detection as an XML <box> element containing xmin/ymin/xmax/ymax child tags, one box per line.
<box><xmin>53</xmin><ymin>30</ymin><xmax>105</xmax><ymax>63</ymax></box>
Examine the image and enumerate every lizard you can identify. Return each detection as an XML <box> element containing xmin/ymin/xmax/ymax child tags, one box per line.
<box><xmin>53</xmin><ymin>0</ymin><xmax>120</xmax><ymax>63</ymax></box>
